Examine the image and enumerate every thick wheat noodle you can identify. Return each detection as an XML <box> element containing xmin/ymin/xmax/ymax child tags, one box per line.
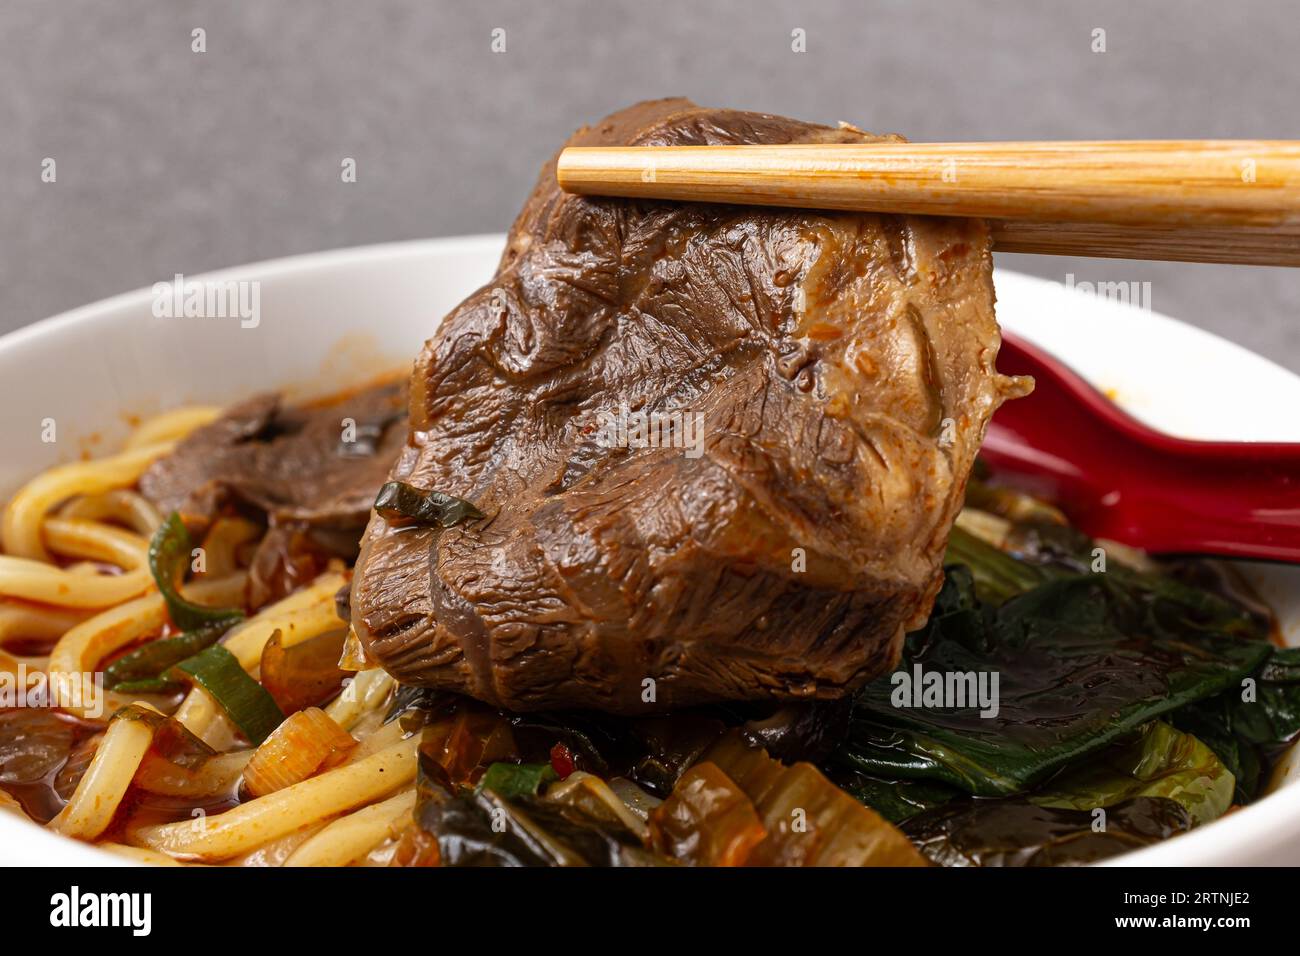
<box><xmin>339</xmin><ymin>716</ymin><xmax>405</xmax><ymax>765</ymax></box>
<box><xmin>0</xmin><ymin>601</ymin><xmax>88</xmax><ymax>645</ymax></box>
<box><xmin>59</xmin><ymin>489</ymin><xmax>163</xmax><ymax>537</ymax></box>
<box><xmin>222</xmin><ymin>574</ymin><xmax>348</xmax><ymax>665</ymax></box>
<box><xmin>132</xmin><ymin>736</ymin><xmax>420</xmax><ymax>861</ymax></box>
<box><xmin>0</xmin><ymin>648</ymin><xmax>48</xmax><ymax>688</ymax></box>
<box><xmin>0</xmin><ymin>410</ymin><xmax>425</xmax><ymax>867</ymax></box>
<box><xmin>0</xmin><ymin>518</ymin><xmax>152</xmax><ymax>608</ymax></box>
<box><xmin>52</xmin><ymin>711</ymin><xmax>157</xmax><ymax>840</ymax></box>
<box><xmin>101</xmin><ymin>843</ymin><xmax>191</xmax><ymax>866</ymax></box>
<box><xmin>325</xmin><ymin>667</ymin><xmax>396</xmax><ymax>730</ymax></box>
<box><xmin>1</xmin><ymin>441</ymin><xmax>175</xmax><ymax>561</ymax></box>
<box><xmin>2</xmin><ymin>403</ymin><xmax>217</xmax><ymax>561</ymax></box>
<box><xmin>135</xmin><ymin>749</ymin><xmax>254</xmax><ymax>798</ymax></box>
<box><xmin>199</xmin><ymin>517</ymin><xmax>262</xmax><ymax>577</ymax></box>
<box><xmin>45</xmin><ymin>573</ymin><xmax>248</xmax><ymax>720</ymax></box>
<box><xmin>0</xmin><ymin>788</ymin><xmax>25</xmax><ymax>815</ymax></box>
<box><xmin>123</xmin><ymin>406</ymin><xmax>222</xmax><ymax>450</ymax></box>
<box><xmin>284</xmin><ymin>787</ymin><xmax>417</xmax><ymax>866</ymax></box>
<box><xmin>0</xmin><ymin>556</ymin><xmax>150</xmax><ymax>608</ymax></box>
<box><xmin>229</xmin><ymin>822</ymin><xmax>329</xmax><ymax>867</ymax></box>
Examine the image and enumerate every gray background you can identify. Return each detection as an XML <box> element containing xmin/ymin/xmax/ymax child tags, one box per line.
<box><xmin>3</xmin><ymin>0</ymin><xmax>1298</xmax><ymax>366</ymax></box>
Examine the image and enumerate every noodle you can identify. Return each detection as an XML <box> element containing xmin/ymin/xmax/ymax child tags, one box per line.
<box><xmin>229</xmin><ymin>823</ymin><xmax>328</xmax><ymax>867</ymax></box>
<box><xmin>198</xmin><ymin>517</ymin><xmax>262</xmax><ymax>578</ymax></box>
<box><xmin>284</xmin><ymin>788</ymin><xmax>416</xmax><ymax>867</ymax></box>
<box><xmin>1</xmin><ymin>441</ymin><xmax>175</xmax><ymax>561</ymax></box>
<box><xmin>0</xmin><ymin>600</ymin><xmax>91</xmax><ymax>646</ymax></box>
<box><xmin>0</xmin><ymin>556</ymin><xmax>148</xmax><ymax>609</ymax></box>
<box><xmin>101</xmin><ymin>843</ymin><xmax>191</xmax><ymax>866</ymax></box>
<box><xmin>46</xmin><ymin>573</ymin><xmax>248</xmax><ymax>720</ymax></box>
<box><xmin>325</xmin><ymin>667</ymin><xmax>396</xmax><ymax>731</ymax></box>
<box><xmin>0</xmin><ymin>788</ymin><xmax>25</xmax><ymax>816</ymax></box>
<box><xmin>60</xmin><ymin>489</ymin><xmax>163</xmax><ymax>537</ymax></box>
<box><xmin>132</xmin><ymin>736</ymin><xmax>419</xmax><ymax>861</ymax></box>
<box><xmin>122</xmin><ymin>406</ymin><xmax>222</xmax><ymax>450</ymax></box>
<box><xmin>340</xmin><ymin>716</ymin><xmax>406</xmax><ymax>765</ymax></box>
<box><xmin>0</xmin><ymin>403</ymin><xmax>424</xmax><ymax>868</ymax></box>
<box><xmin>52</xmin><ymin>711</ymin><xmax>156</xmax><ymax>840</ymax></box>
<box><xmin>221</xmin><ymin>573</ymin><xmax>347</xmax><ymax>666</ymax></box>
<box><xmin>0</xmin><ymin>648</ymin><xmax>47</xmax><ymax>689</ymax></box>
<box><xmin>135</xmin><ymin>749</ymin><xmax>254</xmax><ymax>798</ymax></box>
<box><xmin>0</xmin><ymin>518</ymin><xmax>152</xmax><ymax>608</ymax></box>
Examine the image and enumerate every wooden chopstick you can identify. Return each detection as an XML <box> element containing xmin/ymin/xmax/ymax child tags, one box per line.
<box><xmin>556</xmin><ymin>141</ymin><xmax>1300</xmax><ymax>266</ymax></box>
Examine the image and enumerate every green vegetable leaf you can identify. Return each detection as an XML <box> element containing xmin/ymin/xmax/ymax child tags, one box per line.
<box><xmin>835</xmin><ymin>566</ymin><xmax>1271</xmax><ymax>797</ymax></box>
<box><xmin>828</xmin><ymin>769</ymin><xmax>960</xmax><ymax>824</ymax></box>
<box><xmin>172</xmin><ymin>645</ymin><xmax>284</xmax><ymax>744</ymax></box>
<box><xmin>148</xmin><ymin>513</ymin><xmax>244</xmax><ymax>631</ymax></box>
<box><xmin>902</xmin><ymin>796</ymin><xmax>1191</xmax><ymax>867</ymax></box>
<box><xmin>479</xmin><ymin>762</ymin><xmax>558</xmax><ymax>799</ymax></box>
<box><xmin>419</xmin><ymin>787</ymin><xmax>666</xmax><ymax>867</ymax></box>
<box><xmin>944</xmin><ymin>526</ymin><xmax>1051</xmax><ymax>604</ymax></box>
<box><xmin>1172</xmin><ymin>646</ymin><xmax>1300</xmax><ymax>802</ymax></box>
<box><xmin>1031</xmin><ymin>721</ymin><xmax>1234</xmax><ymax>826</ymax></box>
<box><xmin>107</xmin><ymin>679</ymin><xmax>177</xmax><ymax>694</ymax></box>
<box><xmin>103</xmin><ymin>623</ymin><xmax>231</xmax><ymax>694</ymax></box>
<box><xmin>374</xmin><ymin>481</ymin><xmax>484</xmax><ymax>528</ymax></box>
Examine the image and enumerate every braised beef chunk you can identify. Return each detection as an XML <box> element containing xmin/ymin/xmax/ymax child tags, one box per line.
<box><xmin>350</xmin><ymin>98</ymin><xmax>1027</xmax><ymax>713</ymax></box>
<box><xmin>139</xmin><ymin>381</ymin><xmax>406</xmax><ymax>534</ymax></box>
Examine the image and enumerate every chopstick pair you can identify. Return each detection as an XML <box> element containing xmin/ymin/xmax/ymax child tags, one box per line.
<box><xmin>557</xmin><ymin>141</ymin><xmax>1300</xmax><ymax>266</ymax></box>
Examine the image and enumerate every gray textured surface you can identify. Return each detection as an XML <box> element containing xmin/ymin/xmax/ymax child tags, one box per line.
<box><xmin>3</xmin><ymin>0</ymin><xmax>1298</xmax><ymax>366</ymax></box>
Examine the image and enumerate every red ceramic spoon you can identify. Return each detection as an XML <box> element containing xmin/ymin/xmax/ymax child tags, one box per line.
<box><xmin>981</xmin><ymin>334</ymin><xmax>1300</xmax><ymax>562</ymax></box>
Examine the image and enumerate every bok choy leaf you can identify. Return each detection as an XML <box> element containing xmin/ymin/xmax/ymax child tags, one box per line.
<box><xmin>902</xmin><ymin>795</ymin><xmax>1191</xmax><ymax>867</ymax></box>
<box><xmin>1030</xmin><ymin>721</ymin><xmax>1234</xmax><ymax>826</ymax></box>
<box><xmin>1171</xmin><ymin>646</ymin><xmax>1300</xmax><ymax>802</ymax></box>
<box><xmin>835</xmin><ymin>566</ymin><xmax>1270</xmax><ymax>798</ymax></box>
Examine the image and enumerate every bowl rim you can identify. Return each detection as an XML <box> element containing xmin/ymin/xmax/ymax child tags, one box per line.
<box><xmin>1</xmin><ymin>235</ymin><xmax>1297</xmax><ymax>867</ymax></box>
<box><xmin>0</xmin><ymin>233</ymin><xmax>508</xmax><ymax>358</ymax></box>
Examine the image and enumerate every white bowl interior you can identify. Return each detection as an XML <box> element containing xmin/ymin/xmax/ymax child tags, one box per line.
<box><xmin>1</xmin><ymin>235</ymin><xmax>1297</xmax><ymax>865</ymax></box>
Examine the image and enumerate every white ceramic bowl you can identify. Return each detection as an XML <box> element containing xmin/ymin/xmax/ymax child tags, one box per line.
<box><xmin>1</xmin><ymin>235</ymin><xmax>1298</xmax><ymax>866</ymax></box>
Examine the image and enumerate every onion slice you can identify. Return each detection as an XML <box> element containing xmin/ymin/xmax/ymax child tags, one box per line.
<box><xmin>243</xmin><ymin>707</ymin><xmax>357</xmax><ymax>797</ymax></box>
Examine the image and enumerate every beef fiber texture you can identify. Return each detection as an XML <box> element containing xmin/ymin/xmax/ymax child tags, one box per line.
<box><xmin>350</xmin><ymin>98</ymin><xmax>1026</xmax><ymax>713</ymax></box>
